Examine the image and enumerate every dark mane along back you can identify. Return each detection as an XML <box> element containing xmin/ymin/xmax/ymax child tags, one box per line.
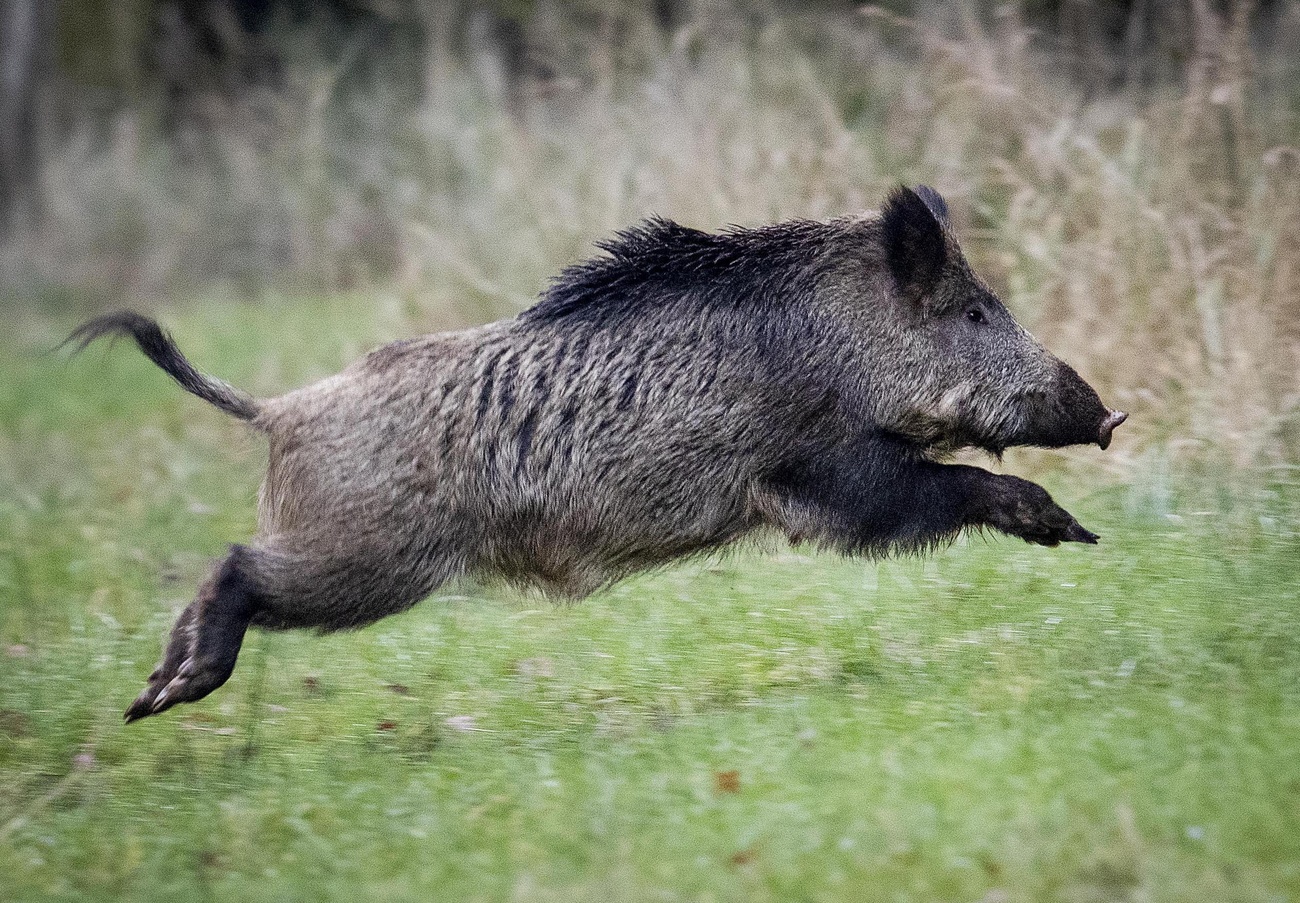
<box><xmin>521</xmin><ymin>216</ymin><xmax>835</xmax><ymax>325</ymax></box>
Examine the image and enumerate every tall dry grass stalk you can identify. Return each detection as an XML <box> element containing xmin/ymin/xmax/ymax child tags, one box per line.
<box><xmin>4</xmin><ymin>3</ymin><xmax>1297</xmax><ymax>494</ymax></box>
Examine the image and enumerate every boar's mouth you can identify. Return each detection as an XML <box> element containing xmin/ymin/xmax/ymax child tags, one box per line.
<box><xmin>889</xmin><ymin>376</ymin><xmax>1126</xmax><ymax>455</ymax></box>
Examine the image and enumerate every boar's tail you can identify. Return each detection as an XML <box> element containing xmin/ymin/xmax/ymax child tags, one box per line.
<box><xmin>64</xmin><ymin>310</ymin><xmax>260</xmax><ymax>422</ymax></box>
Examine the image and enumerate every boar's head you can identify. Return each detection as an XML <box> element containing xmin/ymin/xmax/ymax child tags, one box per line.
<box><xmin>830</xmin><ymin>186</ymin><xmax>1125</xmax><ymax>456</ymax></box>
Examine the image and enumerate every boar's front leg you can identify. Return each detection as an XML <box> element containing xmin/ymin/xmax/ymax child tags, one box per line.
<box><xmin>962</xmin><ymin>471</ymin><xmax>1098</xmax><ymax>546</ymax></box>
<box><xmin>761</xmin><ymin>436</ymin><xmax>1097</xmax><ymax>552</ymax></box>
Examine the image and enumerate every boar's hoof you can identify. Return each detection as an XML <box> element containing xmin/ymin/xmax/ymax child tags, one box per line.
<box><xmin>1017</xmin><ymin>514</ymin><xmax>1099</xmax><ymax>548</ymax></box>
<box><xmin>1061</xmin><ymin>521</ymin><xmax>1100</xmax><ymax>545</ymax></box>
<box><xmin>126</xmin><ymin>654</ymin><xmax>236</xmax><ymax>722</ymax></box>
<box><xmin>123</xmin><ymin>686</ymin><xmax>161</xmax><ymax>724</ymax></box>
<box><xmin>124</xmin><ymin>680</ymin><xmax>164</xmax><ymax>723</ymax></box>
<box><xmin>983</xmin><ymin>475</ymin><xmax>1099</xmax><ymax>547</ymax></box>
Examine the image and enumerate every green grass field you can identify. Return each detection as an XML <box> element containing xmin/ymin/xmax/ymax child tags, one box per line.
<box><xmin>2</xmin><ymin>300</ymin><xmax>1298</xmax><ymax>902</ymax></box>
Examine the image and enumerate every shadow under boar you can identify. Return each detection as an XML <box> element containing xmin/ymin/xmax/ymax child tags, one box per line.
<box><xmin>69</xmin><ymin>185</ymin><xmax>1126</xmax><ymax>723</ymax></box>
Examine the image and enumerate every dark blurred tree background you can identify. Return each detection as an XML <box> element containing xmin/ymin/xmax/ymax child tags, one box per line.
<box><xmin>0</xmin><ymin>0</ymin><xmax>1292</xmax><ymax>303</ymax></box>
<box><xmin>1</xmin><ymin>0</ymin><xmax>55</xmax><ymax>237</ymax></box>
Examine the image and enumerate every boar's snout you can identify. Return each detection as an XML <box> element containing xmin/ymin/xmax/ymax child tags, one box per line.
<box><xmin>1018</xmin><ymin>361</ymin><xmax>1125</xmax><ymax>451</ymax></box>
<box><xmin>1097</xmin><ymin>409</ymin><xmax>1127</xmax><ymax>450</ymax></box>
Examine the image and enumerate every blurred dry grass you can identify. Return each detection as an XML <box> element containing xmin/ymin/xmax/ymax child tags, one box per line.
<box><xmin>3</xmin><ymin>2</ymin><xmax>1298</xmax><ymax>483</ymax></box>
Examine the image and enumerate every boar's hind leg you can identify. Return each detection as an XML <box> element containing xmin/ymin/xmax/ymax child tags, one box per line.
<box><xmin>124</xmin><ymin>546</ymin><xmax>260</xmax><ymax>723</ymax></box>
<box><xmin>243</xmin><ymin>542</ymin><xmax>455</xmax><ymax>632</ymax></box>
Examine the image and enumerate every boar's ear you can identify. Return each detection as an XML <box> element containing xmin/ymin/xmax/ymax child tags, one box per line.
<box><xmin>881</xmin><ymin>185</ymin><xmax>948</xmax><ymax>305</ymax></box>
<box><xmin>913</xmin><ymin>185</ymin><xmax>949</xmax><ymax>225</ymax></box>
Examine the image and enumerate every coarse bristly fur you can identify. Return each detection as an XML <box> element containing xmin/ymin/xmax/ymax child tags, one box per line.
<box><xmin>70</xmin><ymin>185</ymin><xmax>1126</xmax><ymax>723</ymax></box>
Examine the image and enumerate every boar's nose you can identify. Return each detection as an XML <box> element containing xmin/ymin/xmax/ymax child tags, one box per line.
<box><xmin>1097</xmin><ymin>410</ymin><xmax>1127</xmax><ymax>450</ymax></box>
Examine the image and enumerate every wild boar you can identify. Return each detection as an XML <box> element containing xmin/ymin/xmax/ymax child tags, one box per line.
<box><xmin>69</xmin><ymin>185</ymin><xmax>1126</xmax><ymax>722</ymax></box>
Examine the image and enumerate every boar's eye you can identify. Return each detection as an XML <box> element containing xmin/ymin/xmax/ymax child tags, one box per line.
<box><xmin>965</xmin><ymin>307</ymin><xmax>986</xmax><ymax>324</ymax></box>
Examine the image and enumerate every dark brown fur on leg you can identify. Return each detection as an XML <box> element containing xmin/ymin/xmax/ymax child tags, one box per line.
<box><xmin>124</xmin><ymin>546</ymin><xmax>260</xmax><ymax>723</ymax></box>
